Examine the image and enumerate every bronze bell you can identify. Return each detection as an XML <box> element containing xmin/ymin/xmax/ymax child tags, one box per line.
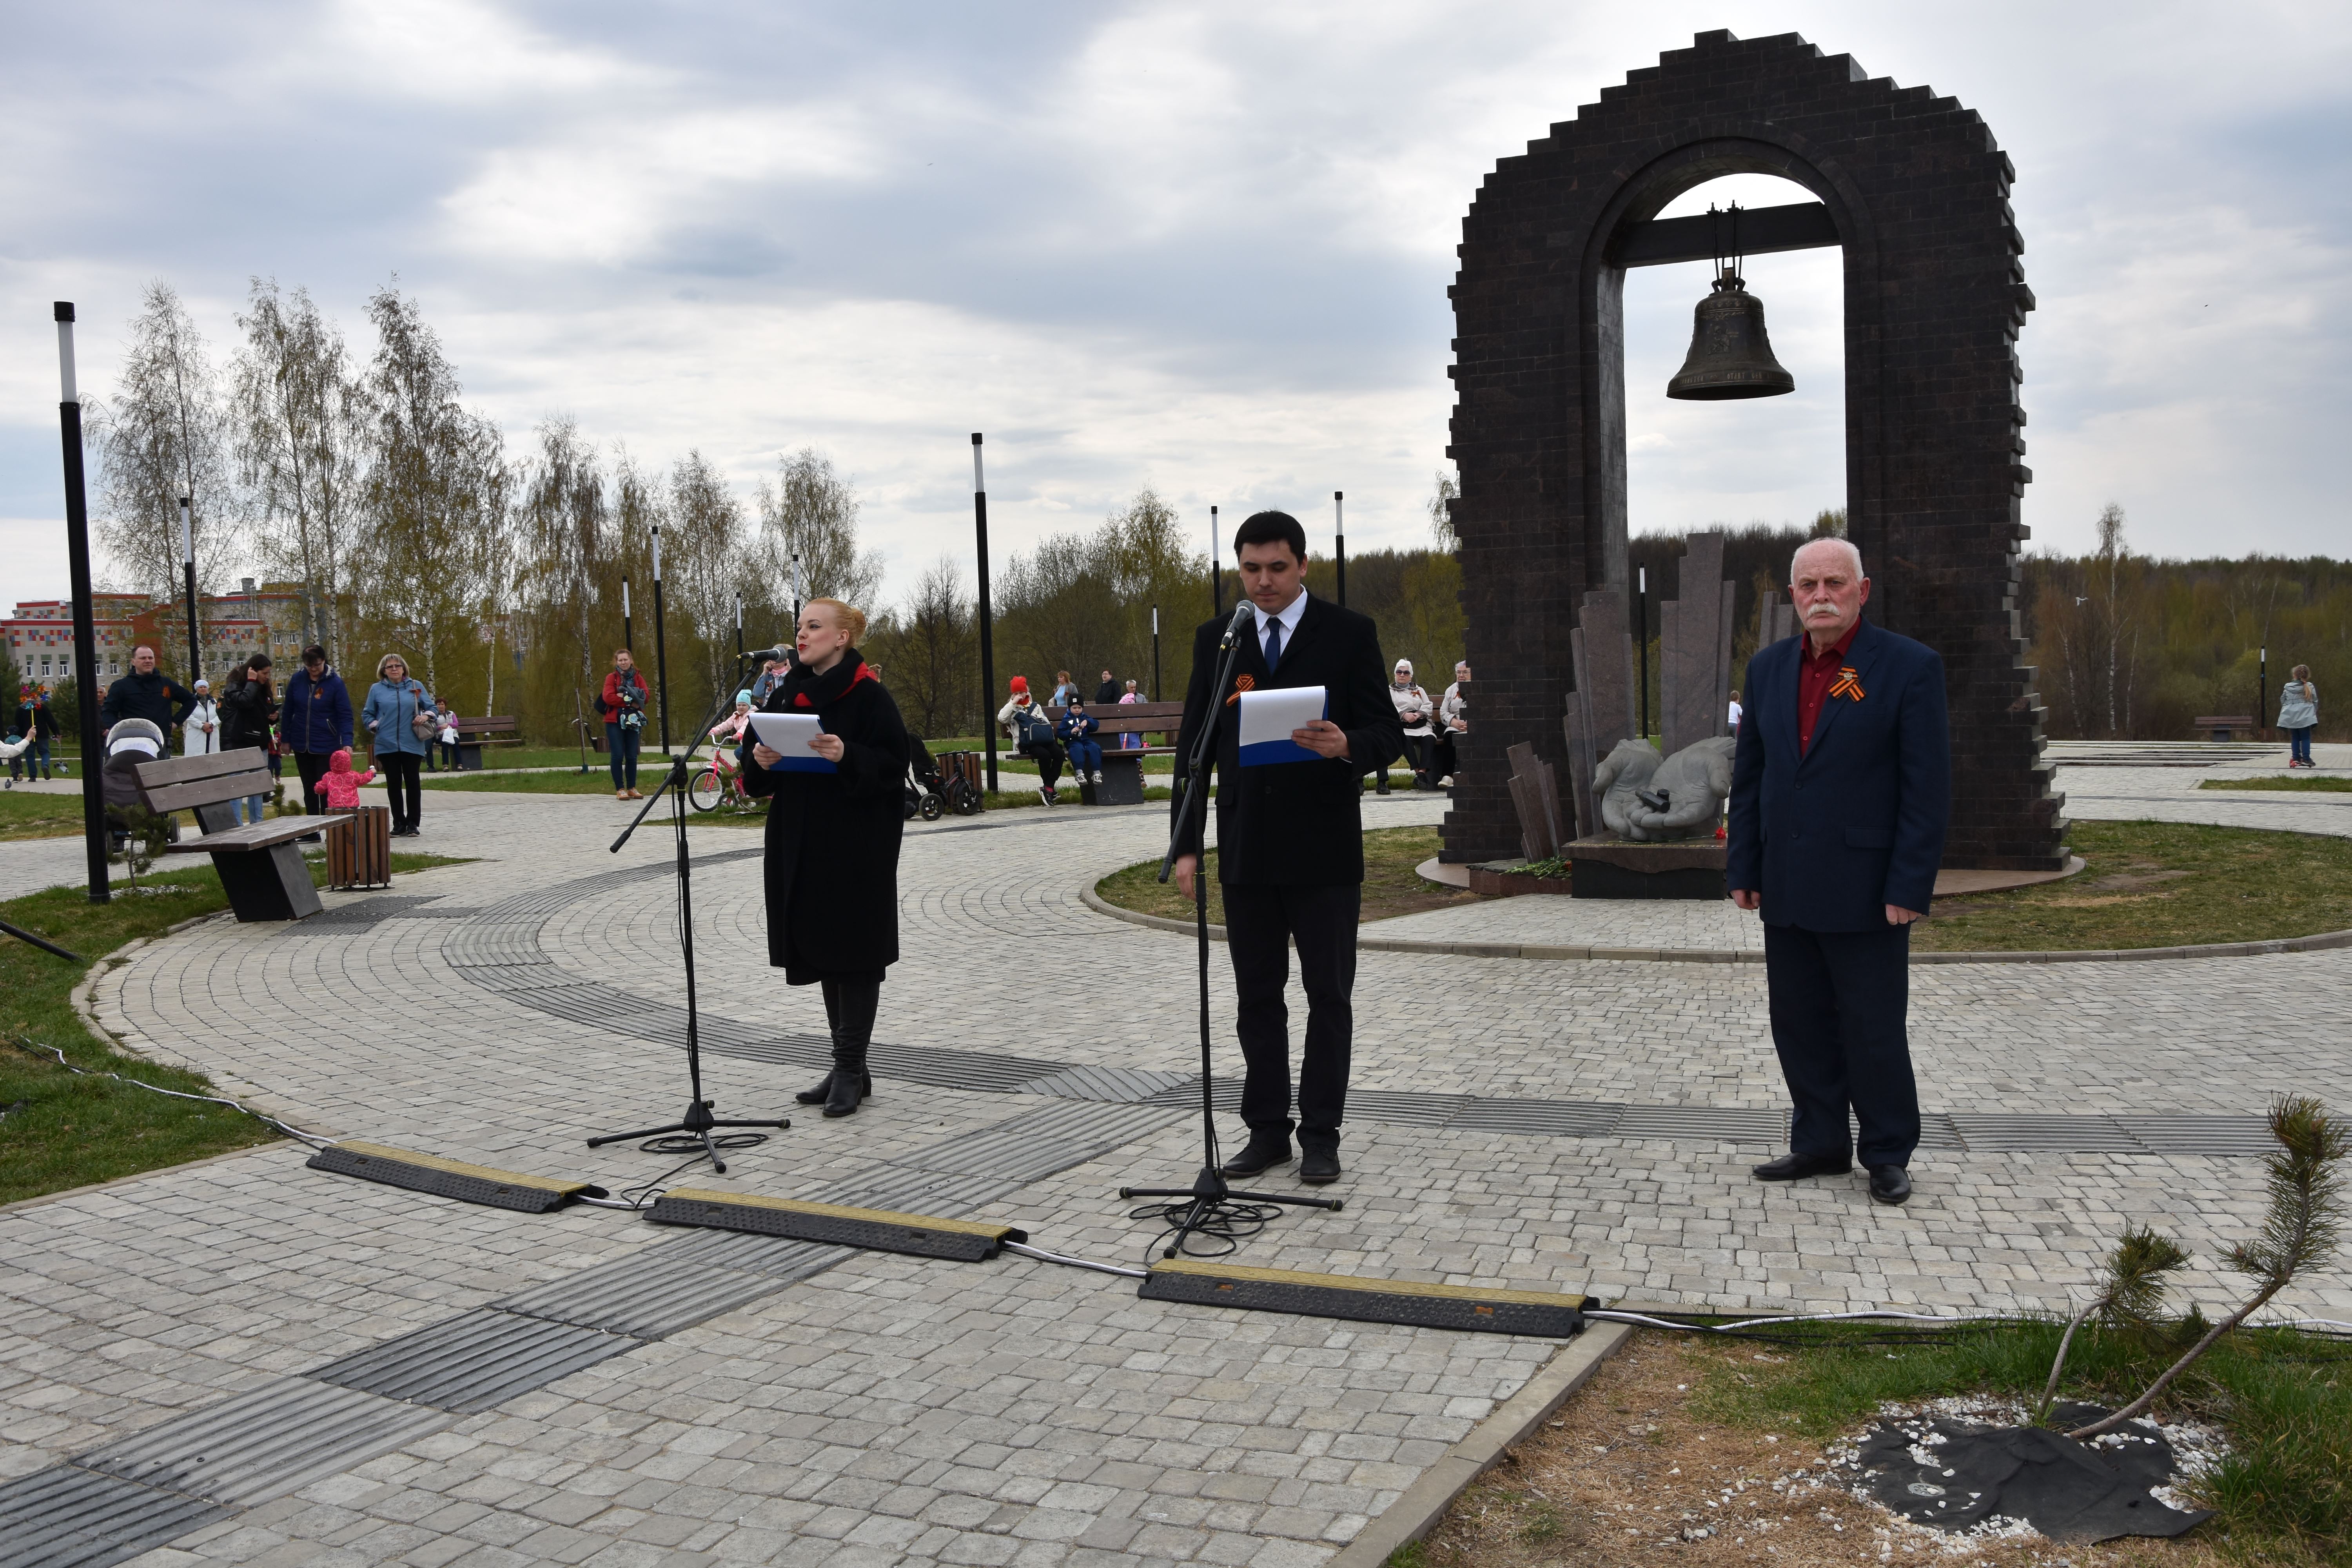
<box><xmin>1666</xmin><ymin>273</ymin><xmax>1795</xmax><ymax>400</ymax></box>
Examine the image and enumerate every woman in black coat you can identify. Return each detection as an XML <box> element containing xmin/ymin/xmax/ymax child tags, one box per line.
<box><xmin>741</xmin><ymin>597</ymin><xmax>909</xmax><ymax>1118</ymax></box>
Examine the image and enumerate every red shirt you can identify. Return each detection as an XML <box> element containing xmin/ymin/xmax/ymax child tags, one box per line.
<box><xmin>1796</xmin><ymin>619</ymin><xmax>1862</xmax><ymax>753</ymax></box>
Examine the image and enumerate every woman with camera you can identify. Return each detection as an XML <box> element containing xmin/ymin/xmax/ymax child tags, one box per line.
<box><xmin>601</xmin><ymin>648</ymin><xmax>651</xmax><ymax>799</ymax></box>
<box><xmin>742</xmin><ymin>598</ymin><xmax>910</xmax><ymax>1119</ymax></box>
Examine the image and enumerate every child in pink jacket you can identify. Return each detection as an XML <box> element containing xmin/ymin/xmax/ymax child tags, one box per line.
<box><xmin>313</xmin><ymin>748</ymin><xmax>376</xmax><ymax>810</ymax></box>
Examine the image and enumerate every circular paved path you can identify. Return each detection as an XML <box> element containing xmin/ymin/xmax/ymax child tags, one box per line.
<box><xmin>2</xmin><ymin>757</ymin><xmax>2348</xmax><ymax>1568</ymax></box>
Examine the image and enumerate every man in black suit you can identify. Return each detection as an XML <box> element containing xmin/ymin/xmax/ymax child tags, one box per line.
<box><xmin>1171</xmin><ymin>510</ymin><xmax>1403</xmax><ymax>1185</ymax></box>
<box><xmin>1727</xmin><ymin>538</ymin><xmax>1951</xmax><ymax>1206</ymax></box>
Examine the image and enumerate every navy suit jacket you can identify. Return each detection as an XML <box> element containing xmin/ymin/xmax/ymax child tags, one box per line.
<box><xmin>1726</xmin><ymin>617</ymin><xmax>1951</xmax><ymax>931</ymax></box>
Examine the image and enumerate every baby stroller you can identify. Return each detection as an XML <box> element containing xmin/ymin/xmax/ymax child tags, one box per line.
<box><xmin>100</xmin><ymin>719</ymin><xmax>181</xmax><ymax>851</ymax></box>
<box><xmin>921</xmin><ymin>744</ymin><xmax>987</xmax><ymax>817</ymax></box>
<box><xmin>904</xmin><ymin>737</ymin><xmax>949</xmax><ymax>822</ymax></box>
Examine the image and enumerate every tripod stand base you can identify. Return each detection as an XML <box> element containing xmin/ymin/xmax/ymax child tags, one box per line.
<box><xmin>1120</xmin><ymin>1165</ymin><xmax>1343</xmax><ymax>1258</ymax></box>
<box><xmin>587</xmin><ymin>1099</ymin><xmax>790</xmax><ymax>1176</ymax></box>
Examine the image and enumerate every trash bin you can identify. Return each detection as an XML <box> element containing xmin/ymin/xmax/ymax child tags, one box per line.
<box><xmin>327</xmin><ymin>805</ymin><xmax>393</xmax><ymax>890</ymax></box>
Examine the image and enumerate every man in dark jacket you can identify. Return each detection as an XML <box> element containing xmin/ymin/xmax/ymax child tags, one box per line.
<box><xmin>278</xmin><ymin>645</ymin><xmax>353</xmax><ymax>827</ymax></box>
<box><xmin>1727</xmin><ymin>538</ymin><xmax>1951</xmax><ymax>1207</ymax></box>
<box><xmin>1093</xmin><ymin>669</ymin><xmax>1121</xmax><ymax>705</ymax></box>
<box><xmin>1171</xmin><ymin>510</ymin><xmax>1403</xmax><ymax>1185</ymax></box>
<box><xmin>98</xmin><ymin>646</ymin><xmax>197</xmax><ymax>744</ymax></box>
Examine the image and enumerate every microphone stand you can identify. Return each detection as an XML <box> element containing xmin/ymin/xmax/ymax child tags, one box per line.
<box><xmin>1120</xmin><ymin>605</ymin><xmax>1341</xmax><ymax>1257</ymax></box>
<box><xmin>587</xmin><ymin>651</ymin><xmax>788</xmax><ymax>1175</ymax></box>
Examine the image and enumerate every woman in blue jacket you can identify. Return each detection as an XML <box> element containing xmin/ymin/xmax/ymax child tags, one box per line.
<box><xmin>280</xmin><ymin>645</ymin><xmax>354</xmax><ymax>832</ymax></box>
<box><xmin>361</xmin><ymin>654</ymin><xmax>439</xmax><ymax>837</ymax></box>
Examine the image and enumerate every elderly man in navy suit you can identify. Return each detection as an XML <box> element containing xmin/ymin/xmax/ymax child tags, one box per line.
<box><xmin>1727</xmin><ymin>537</ymin><xmax>1951</xmax><ymax>1206</ymax></box>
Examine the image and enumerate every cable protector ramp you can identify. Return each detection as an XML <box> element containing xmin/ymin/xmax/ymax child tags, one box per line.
<box><xmin>648</xmin><ymin>1188</ymin><xmax>1027</xmax><ymax>1261</ymax></box>
<box><xmin>307</xmin><ymin>1141</ymin><xmax>605</xmax><ymax>1213</ymax></box>
<box><xmin>1143</xmin><ymin>1259</ymin><xmax>1592</xmax><ymax>1336</ymax></box>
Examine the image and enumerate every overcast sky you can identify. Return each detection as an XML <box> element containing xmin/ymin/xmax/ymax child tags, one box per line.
<box><xmin>3</xmin><ymin>1</ymin><xmax>2347</xmax><ymax>611</ymax></box>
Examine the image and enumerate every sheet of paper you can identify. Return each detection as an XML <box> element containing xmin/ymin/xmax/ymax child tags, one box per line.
<box><xmin>1236</xmin><ymin>685</ymin><xmax>1329</xmax><ymax>766</ymax></box>
<box><xmin>746</xmin><ymin>711</ymin><xmax>836</xmax><ymax>773</ymax></box>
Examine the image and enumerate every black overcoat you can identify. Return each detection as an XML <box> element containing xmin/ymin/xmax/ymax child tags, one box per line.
<box><xmin>1170</xmin><ymin>594</ymin><xmax>1402</xmax><ymax>886</ymax></box>
<box><xmin>737</xmin><ymin>650</ymin><xmax>909</xmax><ymax>983</ymax></box>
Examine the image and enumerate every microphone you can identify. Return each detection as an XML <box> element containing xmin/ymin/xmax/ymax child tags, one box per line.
<box><xmin>1218</xmin><ymin>599</ymin><xmax>1256</xmax><ymax>650</ymax></box>
<box><xmin>741</xmin><ymin>646</ymin><xmax>791</xmax><ymax>664</ymax></box>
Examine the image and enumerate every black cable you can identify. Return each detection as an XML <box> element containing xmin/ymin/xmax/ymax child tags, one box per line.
<box><xmin>636</xmin><ymin>1129</ymin><xmax>768</xmax><ymax>1158</ymax></box>
<box><xmin>1127</xmin><ymin>1194</ymin><xmax>1287</xmax><ymax>1263</ymax></box>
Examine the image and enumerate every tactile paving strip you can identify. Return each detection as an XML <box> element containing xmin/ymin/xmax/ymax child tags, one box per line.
<box><xmin>307</xmin><ymin>1308</ymin><xmax>639</xmax><ymax>1412</ymax></box>
<box><xmin>75</xmin><ymin>1377</ymin><xmax>449</xmax><ymax>1508</ymax></box>
<box><xmin>434</xmin><ymin>860</ymin><xmax>2296</xmax><ymax>1160</ymax></box>
<box><xmin>493</xmin><ymin>1253</ymin><xmax>799</xmax><ymax>1340</ymax></box>
<box><xmin>0</xmin><ymin>1465</ymin><xmax>230</xmax><ymax>1568</ymax></box>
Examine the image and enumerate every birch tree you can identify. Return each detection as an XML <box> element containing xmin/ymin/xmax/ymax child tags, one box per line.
<box><xmin>666</xmin><ymin>451</ymin><xmax>749</xmax><ymax>717</ymax></box>
<box><xmin>233</xmin><ymin>279</ymin><xmax>363</xmax><ymax>651</ymax></box>
<box><xmin>96</xmin><ymin>281</ymin><xmax>236</xmax><ymax>606</ymax></box>
<box><xmin>356</xmin><ymin>283</ymin><xmax>505</xmax><ymax>693</ymax></box>
<box><xmin>756</xmin><ymin>447</ymin><xmax>881</xmax><ymax>611</ymax></box>
<box><xmin>519</xmin><ymin>417</ymin><xmax>610</xmax><ymax>699</ymax></box>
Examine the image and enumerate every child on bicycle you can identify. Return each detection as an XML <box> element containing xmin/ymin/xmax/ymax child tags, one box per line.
<box><xmin>711</xmin><ymin>691</ymin><xmax>755</xmax><ymax>780</ymax></box>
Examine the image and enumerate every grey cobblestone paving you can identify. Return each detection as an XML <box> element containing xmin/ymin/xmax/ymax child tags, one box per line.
<box><xmin>2</xmin><ymin>771</ymin><xmax>2348</xmax><ymax>1566</ymax></box>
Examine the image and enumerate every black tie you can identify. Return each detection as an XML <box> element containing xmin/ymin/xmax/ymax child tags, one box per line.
<box><xmin>1263</xmin><ymin>618</ymin><xmax>1283</xmax><ymax>671</ymax></box>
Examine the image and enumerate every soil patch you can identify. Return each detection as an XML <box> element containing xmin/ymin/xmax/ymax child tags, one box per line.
<box><xmin>1418</xmin><ymin>1333</ymin><xmax>2225</xmax><ymax>1568</ymax></box>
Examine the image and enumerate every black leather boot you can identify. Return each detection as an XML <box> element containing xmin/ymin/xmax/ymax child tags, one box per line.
<box><xmin>798</xmin><ymin>977</ymin><xmax>846</xmax><ymax>1105</ymax></box>
<box><xmin>824</xmin><ymin>976</ymin><xmax>881</xmax><ymax>1118</ymax></box>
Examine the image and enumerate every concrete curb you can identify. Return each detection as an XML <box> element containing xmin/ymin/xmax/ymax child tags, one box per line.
<box><xmin>1327</xmin><ymin>1321</ymin><xmax>1635</xmax><ymax>1568</ymax></box>
<box><xmin>1079</xmin><ymin>882</ymin><xmax>2352</xmax><ymax>966</ymax></box>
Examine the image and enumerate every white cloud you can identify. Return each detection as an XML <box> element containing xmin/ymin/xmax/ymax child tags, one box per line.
<box><xmin>2</xmin><ymin>0</ymin><xmax>2349</xmax><ymax>614</ymax></box>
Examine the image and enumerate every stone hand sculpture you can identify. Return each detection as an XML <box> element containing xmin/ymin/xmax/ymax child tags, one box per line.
<box><xmin>1625</xmin><ymin>736</ymin><xmax>1737</xmax><ymax>840</ymax></box>
<box><xmin>1595</xmin><ymin>738</ymin><xmax>1664</xmax><ymax>840</ymax></box>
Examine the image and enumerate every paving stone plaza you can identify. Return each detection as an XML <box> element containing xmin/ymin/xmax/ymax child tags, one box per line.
<box><xmin>4</xmin><ymin>748</ymin><xmax>2350</xmax><ymax>1567</ymax></box>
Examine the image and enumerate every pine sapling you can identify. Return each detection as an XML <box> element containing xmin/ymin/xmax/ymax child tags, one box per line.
<box><xmin>2069</xmin><ymin>1096</ymin><xmax>2345</xmax><ymax>1439</ymax></box>
<box><xmin>2036</xmin><ymin>1223</ymin><xmax>2189</xmax><ymax>1425</ymax></box>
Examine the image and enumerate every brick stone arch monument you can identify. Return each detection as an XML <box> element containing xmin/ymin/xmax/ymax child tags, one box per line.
<box><xmin>1443</xmin><ymin>29</ymin><xmax>2067</xmax><ymax>871</ymax></box>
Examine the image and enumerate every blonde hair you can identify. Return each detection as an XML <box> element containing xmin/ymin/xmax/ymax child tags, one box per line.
<box><xmin>376</xmin><ymin>652</ymin><xmax>411</xmax><ymax>681</ymax></box>
<box><xmin>2292</xmin><ymin>664</ymin><xmax>2311</xmax><ymax>682</ymax></box>
<box><xmin>805</xmin><ymin>597</ymin><xmax>867</xmax><ymax>646</ymax></box>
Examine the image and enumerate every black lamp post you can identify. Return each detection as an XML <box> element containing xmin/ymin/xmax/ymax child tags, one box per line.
<box><xmin>650</xmin><ymin>525</ymin><xmax>671</xmax><ymax>754</ymax></box>
<box><xmin>1209</xmin><ymin>504</ymin><xmax>1221</xmax><ymax>617</ymax></box>
<box><xmin>1333</xmin><ymin>491</ymin><xmax>1346</xmax><ymax>607</ymax></box>
<box><xmin>180</xmin><ymin>495</ymin><xmax>201</xmax><ymax>685</ymax></box>
<box><xmin>54</xmin><ymin>303</ymin><xmax>107</xmax><ymax>903</ymax></box>
<box><xmin>972</xmin><ymin>434</ymin><xmax>998</xmax><ymax>794</ymax></box>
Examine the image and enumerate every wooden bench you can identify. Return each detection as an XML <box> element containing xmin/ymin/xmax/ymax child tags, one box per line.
<box><xmin>2193</xmin><ymin>714</ymin><xmax>2256</xmax><ymax>742</ymax></box>
<box><xmin>1047</xmin><ymin>701</ymin><xmax>1184</xmax><ymax>804</ymax></box>
<box><xmin>450</xmin><ymin>715</ymin><xmax>519</xmax><ymax>771</ymax></box>
<box><xmin>132</xmin><ymin>751</ymin><xmax>348</xmax><ymax>922</ymax></box>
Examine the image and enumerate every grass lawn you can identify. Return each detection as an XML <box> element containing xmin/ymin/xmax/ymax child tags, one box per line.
<box><xmin>1095</xmin><ymin>825</ymin><xmax>1474</xmax><ymax>926</ymax></box>
<box><xmin>0</xmin><ymin>788</ymin><xmax>91</xmax><ymax>842</ymax></box>
<box><xmin>1419</xmin><ymin>1316</ymin><xmax>2349</xmax><ymax>1568</ymax></box>
<box><xmin>1916</xmin><ymin>819</ymin><xmax>2352</xmax><ymax>952</ymax></box>
<box><xmin>0</xmin><ymin>851</ymin><xmax>468</xmax><ymax>1206</ymax></box>
<box><xmin>2200</xmin><ymin>775</ymin><xmax>2352</xmax><ymax>793</ymax></box>
<box><xmin>419</xmin><ymin>768</ymin><xmax>652</xmax><ymax>794</ymax></box>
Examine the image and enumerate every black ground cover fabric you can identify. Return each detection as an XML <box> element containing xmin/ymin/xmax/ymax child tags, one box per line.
<box><xmin>1858</xmin><ymin>1401</ymin><xmax>2212</xmax><ymax>1544</ymax></box>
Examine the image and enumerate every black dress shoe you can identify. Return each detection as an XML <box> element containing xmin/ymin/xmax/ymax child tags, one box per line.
<box><xmin>1220</xmin><ymin>1136</ymin><xmax>1292</xmax><ymax>1178</ymax></box>
<box><xmin>1299</xmin><ymin>1144</ymin><xmax>1342</xmax><ymax>1185</ymax></box>
<box><xmin>1867</xmin><ymin>1165</ymin><xmax>1912</xmax><ymax>1205</ymax></box>
<box><xmin>1751</xmin><ymin>1151</ymin><xmax>1853</xmax><ymax>1181</ymax></box>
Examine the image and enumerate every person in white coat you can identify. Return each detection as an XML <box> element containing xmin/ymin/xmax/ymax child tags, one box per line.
<box><xmin>182</xmin><ymin>679</ymin><xmax>223</xmax><ymax>756</ymax></box>
<box><xmin>1388</xmin><ymin>660</ymin><xmax>1437</xmax><ymax>789</ymax></box>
